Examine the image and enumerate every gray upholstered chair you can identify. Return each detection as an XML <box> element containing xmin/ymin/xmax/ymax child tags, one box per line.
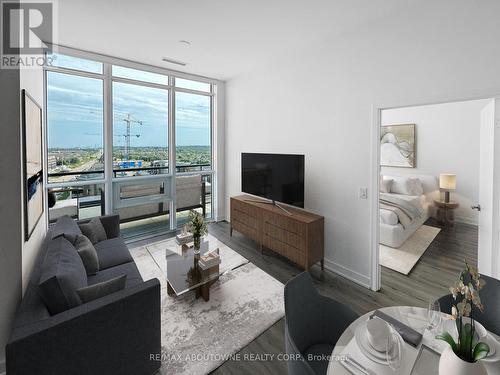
<box><xmin>284</xmin><ymin>272</ymin><xmax>358</xmax><ymax>375</ymax></box>
<box><xmin>437</xmin><ymin>274</ymin><xmax>500</xmax><ymax>336</ymax></box>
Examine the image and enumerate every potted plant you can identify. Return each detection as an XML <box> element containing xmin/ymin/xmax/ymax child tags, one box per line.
<box><xmin>436</xmin><ymin>261</ymin><xmax>490</xmax><ymax>375</ymax></box>
<box><xmin>186</xmin><ymin>210</ymin><xmax>207</xmax><ymax>254</ymax></box>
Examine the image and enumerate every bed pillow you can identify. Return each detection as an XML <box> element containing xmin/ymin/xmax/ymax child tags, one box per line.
<box><xmin>408</xmin><ymin>178</ymin><xmax>424</xmax><ymax>195</ymax></box>
<box><xmin>380</xmin><ymin>177</ymin><xmax>393</xmax><ymax>193</ymax></box>
<box><xmin>389</xmin><ymin>176</ymin><xmax>424</xmax><ymax>196</ymax></box>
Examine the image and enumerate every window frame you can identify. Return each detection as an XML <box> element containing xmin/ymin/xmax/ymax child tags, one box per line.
<box><xmin>44</xmin><ymin>46</ymin><xmax>219</xmax><ymax>231</ymax></box>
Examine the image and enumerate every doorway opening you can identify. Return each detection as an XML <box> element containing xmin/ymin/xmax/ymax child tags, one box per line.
<box><xmin>374</xmin><ymin>98</ymin><xmax>499</xmax><ymax>306</ymax></box>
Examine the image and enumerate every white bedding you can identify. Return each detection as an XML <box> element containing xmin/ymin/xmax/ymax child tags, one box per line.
<box><xmin>379</xmin><ymin>193</ymin><xmax>426</xmax><ymax>225</ymax></box>
<box><xmin>380</xmin><ymin>174</ymin><xmax>439</xmax><ymax>248</ymax></box>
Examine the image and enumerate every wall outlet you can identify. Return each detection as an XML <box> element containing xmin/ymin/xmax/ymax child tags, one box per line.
<box><xmin>359</xmin><ymin>187</ymin><xmax>368</xmax><ymax>199</ymax></box>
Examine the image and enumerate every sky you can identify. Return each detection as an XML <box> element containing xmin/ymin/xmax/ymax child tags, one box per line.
<box><xmin>47</xmin><ymin>70</ymin><xmax>211</xmax><ymax>149</ymax></box>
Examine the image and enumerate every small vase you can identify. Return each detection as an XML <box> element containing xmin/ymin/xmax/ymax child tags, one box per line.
<box><xmin>193</xmin><ymin>235</ymin><xmax>201</xmax><ymax>255</ymax></box>
<box><xmin>439</xmin><ymin>346</ymin><xmax>487</xmax><ymax>375</ymax></box>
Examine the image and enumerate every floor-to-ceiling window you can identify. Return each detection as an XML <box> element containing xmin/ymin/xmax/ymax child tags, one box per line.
<box><xmin>174</xmin><ymin>78</ymin><xmax>213</xmax><ymax>226</ymax></box>
<box><xmin>45</xmin><ymin>49</ymin><xmax>217</xmax><ymax>239</ymax></box>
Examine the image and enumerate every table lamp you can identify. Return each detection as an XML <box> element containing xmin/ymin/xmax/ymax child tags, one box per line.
<box><xmin>439</xmin><ymin>174</ymin><xmax>456</xmax><ymax>203</ymax></box>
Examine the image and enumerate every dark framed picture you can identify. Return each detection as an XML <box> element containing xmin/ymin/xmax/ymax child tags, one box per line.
<box><xmin>22</xmin><ymin>89</ymin><xmax>44</xmax><ymax>241</ymax></box>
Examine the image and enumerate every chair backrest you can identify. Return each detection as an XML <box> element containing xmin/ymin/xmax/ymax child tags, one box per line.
<box><xmin>284</xmin><ymin>272</ymin><xmax>323</xmax><ymax>353</ymax></box>
<box><xmin>438</xmin><ymin>274</ymin><xmax>500</xmax><ymax>336</ymax></box>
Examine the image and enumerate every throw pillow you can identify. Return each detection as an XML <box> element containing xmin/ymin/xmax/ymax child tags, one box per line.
<box><xmin>408</xmin><ymin>178</ymin><xmax>424</xmax><ymax>196</ymax></box>
<box><xmin>38</xmin><ymin>237</ymin><xmax>88</xmax><ymax>315</ymax></box>
<box><xmin>74</xmin><ymin>234</ymin><xmax>100</xmax><ymax>275</ymax></box>
<box><xmin>76</xmin><ymin>274</ymin><xmax>127</xmax><ymax>303</ymax></box>
<box><xmin>79</xmin><ymin>217</ymin><xmax>107</xmax><ymax>245</ymax></box>
<box><xmin>51</xmin><ymin>215</ymin><xmax>82</xmax><ymax>244</ymax></box>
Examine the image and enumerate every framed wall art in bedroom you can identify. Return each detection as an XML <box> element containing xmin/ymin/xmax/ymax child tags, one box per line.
<box><xmin>381</xmin><ymin>123</ymin><xmax>416</xmax><ymax>168</ymax></box>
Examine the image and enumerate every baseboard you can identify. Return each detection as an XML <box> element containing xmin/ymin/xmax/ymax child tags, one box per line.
<box><xmin>323</xmin><ymin>258</ymin><xmax>371</xmax><ymax>289</ymax></box>
<box><xmin>215</xmin><ymin>215</ymin><xmax>227</xmax><ymax>222</ymax></box>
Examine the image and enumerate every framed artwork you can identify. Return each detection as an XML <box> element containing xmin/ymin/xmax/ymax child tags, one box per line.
<box><xmin>22</xmin><ymin>89</ymin><xmax>44</xmax><ymax>241</ymax></box>
<box><xmin>380</xmin><ymin>124</ymin><xmax>416</xmax><ymax>168</ymax></box>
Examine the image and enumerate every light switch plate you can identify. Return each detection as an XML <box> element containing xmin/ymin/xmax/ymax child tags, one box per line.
<box><xmin>359</xmin><ymin>187</ymin><xmax>368</xmax><ymax>199</ymax></box>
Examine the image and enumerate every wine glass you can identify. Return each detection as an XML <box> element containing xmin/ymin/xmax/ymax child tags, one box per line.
<box><xmin>427</xmin><ymin>298</ymin><xmax>442</xmax><ymax>334</ymax></box>
<box><xmin>386</xmin><ymin>331</ymin><xmax>402</xmax><ymax>371</ymax></box>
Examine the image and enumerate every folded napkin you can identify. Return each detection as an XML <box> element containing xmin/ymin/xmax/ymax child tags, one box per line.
<box><xmin>371</xmin><ymin>310</ymin><xmax>423</xmax><ymax>347</ymax></box>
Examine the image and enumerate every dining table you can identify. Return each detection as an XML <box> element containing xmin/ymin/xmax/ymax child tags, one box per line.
<box><xmin>326</xmin><ymin>306</ymin><xmax>500</xmax><ymax>375</ymax></box>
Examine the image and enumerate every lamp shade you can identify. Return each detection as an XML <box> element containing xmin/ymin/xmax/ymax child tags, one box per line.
<box><xmin>439</xmin><ymin>174</ymin><xmax>456</xmax><ymax>190</ymax></box>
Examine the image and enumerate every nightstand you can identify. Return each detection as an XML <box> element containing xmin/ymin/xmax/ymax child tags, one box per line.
<box><xmin>434</xmin><ymin>200</ymin><xmax>459</xmax><ymax>226</ymax></box>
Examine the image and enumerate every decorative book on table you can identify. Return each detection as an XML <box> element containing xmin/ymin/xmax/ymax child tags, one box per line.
<box><xmin>176</xmin><ymin>232</ymin><xmax>193</xmax><ymax>245</ymax></box>
<box><xmin>199</xmin><ymin>250</ymin><xmax>221</xmax><ymax>270</ymax></box>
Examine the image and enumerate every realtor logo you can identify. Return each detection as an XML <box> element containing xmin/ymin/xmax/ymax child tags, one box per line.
<box><xmin>1</xmin><ymin>0</ymin><xmax>55</xmax><ymax>68</ymax></box>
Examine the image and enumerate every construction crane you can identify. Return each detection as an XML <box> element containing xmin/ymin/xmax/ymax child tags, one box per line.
<box><xmin>119</xmin><ymin>114</ymin><xmax>143</xmax><ymax>161</ymax></box>
<box><xmin>84</xmin><ymin>113</ymin><xmax>143</xmax><ymax>161</ymax></box>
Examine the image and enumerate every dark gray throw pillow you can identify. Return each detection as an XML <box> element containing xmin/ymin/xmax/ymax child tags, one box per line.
<box><xmin>38</xmin><ymin>237</ymin><xmax>88</xmax><ymax>315</ymax></box>
<box><xmin>51</xmin><ymin>215</ymin><xmax>82</xmax><ymax>244</ymax></box>
<box><xmin>74</xmin><ymin>234</ymin><xmax>100</xmax><ymax>275</ymax></box>
<box><xmin>76</xmin><ymin>274</ymin><xmax>127</xmax><ymax>303</ymax></box>
<box><xmin>79</xmin><ymin>217</ymin><xmax>107</xmax><ymax>245</ymax></box>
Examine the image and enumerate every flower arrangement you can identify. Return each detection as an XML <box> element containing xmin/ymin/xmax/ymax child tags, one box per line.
<box><xmin>186</xmin><ymin>210</ymin><xmax>207</xmax><ymax>250</ymax></box>
<box><xmin>436</xmin><ymin>261</ymin><xmax>490</xmax><ymax>363</ymax></box>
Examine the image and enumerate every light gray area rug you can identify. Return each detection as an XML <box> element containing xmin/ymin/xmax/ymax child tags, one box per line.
<box><xmin>380</xmin><ymin>225</ymin><xmax>441</xmax><ymax>275</ymax></box>
<box><xmin>129</xmin><ymin>235</ymin><xmax>284</xmax><ymax>375</ymax></box>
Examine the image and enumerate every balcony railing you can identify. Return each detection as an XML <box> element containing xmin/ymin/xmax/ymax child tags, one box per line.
<box><xmin>47</xmin><ymin>163</ymin><xmax>211</xmax><ymax>179</ymax></box>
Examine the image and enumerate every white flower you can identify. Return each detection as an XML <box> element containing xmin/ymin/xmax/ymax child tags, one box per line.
<box><xmin>451</xmin><ymin>306</ymin><xmax>458</xmax><ymax>320</ymax></box>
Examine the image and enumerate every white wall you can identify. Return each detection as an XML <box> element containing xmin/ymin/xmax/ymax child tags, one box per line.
<box><xmin>381</xmin><ymin>100</ymin><xmax>488</xmax><ymax>225</ymax></box>
<box><xmin>0</xmin><ymin>68</ymin><xmax>23</xmax><ymax>371</ymax></box>
<box><xmin>224</xmin><ymin>1</ymin><xmax>500</xmax><ymax>288</ymax></box>
<box><xmin>0</xmin><ymin>58</ymin><xmax>46</xmax><ymax>369</ymax></box>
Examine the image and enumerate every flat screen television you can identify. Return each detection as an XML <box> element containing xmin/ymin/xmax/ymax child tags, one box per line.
<box><xmin>241</xmin><ymin>153</ymin><xmax>304</xmax><ymax>208</ymax></box>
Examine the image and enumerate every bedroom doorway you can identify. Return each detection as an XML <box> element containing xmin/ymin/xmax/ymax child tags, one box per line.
<box><xmin>372</xmin><ymin>98</ymin><xmax>500</xmax><ymax>302</ymax></box>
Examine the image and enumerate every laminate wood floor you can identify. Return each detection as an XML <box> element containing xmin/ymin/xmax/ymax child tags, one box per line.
<box><xmin>209</xmin><ymin>218</ymin><xmax>478</xmax><ymax>375</ymax></box>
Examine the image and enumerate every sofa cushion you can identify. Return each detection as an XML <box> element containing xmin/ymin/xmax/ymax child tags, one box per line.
<box><xmin>74</xmin><ymin>234</ymin><xmax>99</xmax><ymax>275</ymax></box>
<box><xmin>76</xmin><ymin>274</ymin><xmax>127</xmax><ymax>303</ymax></box>
<box><xmin>87</xmin><ymin>261</ymin><xmax>143</xmax><ymax>288</ymax></box>
<box><xmin>51</xmin><ymin>215</ymin><xmax>82</xmax><ymax>244</ymax></box>
<box><xmin>38</xmin><ymin>237</ymin><xmax>87</xmax><ymax>315</ymax></box>
<box><xmin>79</xmin><ymin>217</ymin><xmax>107</xmax><ymax>245</ymax></box>
<box><xmin>94</xmin><ymin>237</ymin><xmax>133</xmax><ymax>270</ymax></box>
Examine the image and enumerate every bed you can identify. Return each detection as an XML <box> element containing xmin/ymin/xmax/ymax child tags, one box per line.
<box><xmin>380</xmin><ymin>174</ymin><xmax>439</xmax><ymax>248</ymax></box>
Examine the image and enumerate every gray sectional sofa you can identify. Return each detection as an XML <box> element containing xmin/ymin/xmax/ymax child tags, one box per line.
<box><xmin>6</xmin><ymin>215</ymin><xmax>161</xmax><ymax>375</ymax></box>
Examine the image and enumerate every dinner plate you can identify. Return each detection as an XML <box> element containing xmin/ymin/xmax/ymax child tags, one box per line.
<box><xmin>355</xmin><ymin>319</ymin><xmax>395</xmax><ymax>365</ymax></box>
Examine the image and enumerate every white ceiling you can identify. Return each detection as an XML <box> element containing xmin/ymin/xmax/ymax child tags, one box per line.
<box><xmin>56</xmin><ymin>0</ymin><xmax>412</xmax><ymax>81</ymax></box>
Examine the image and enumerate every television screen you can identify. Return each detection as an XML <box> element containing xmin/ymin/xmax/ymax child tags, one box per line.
<box><xmin>241</xmin><ymin>153</ymin><xmax>304</xmax><ymax>208</ymax></box>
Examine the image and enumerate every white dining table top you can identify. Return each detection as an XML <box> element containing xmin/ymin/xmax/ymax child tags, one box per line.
<box><xmin>326</xmin><ymin>306</ymin><xmax>500</xmax><ymax>375</ymax></box>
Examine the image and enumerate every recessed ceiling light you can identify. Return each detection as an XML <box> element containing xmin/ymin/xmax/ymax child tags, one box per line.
<box><xmin>178</xmin><ymin>40</ymin><xmax>191</xmax><ymax>46</ymax></box>
<box><xmin>162</xmin><ymin>57</ymin><xmax>187</xmax><ymax>66</ymax></box>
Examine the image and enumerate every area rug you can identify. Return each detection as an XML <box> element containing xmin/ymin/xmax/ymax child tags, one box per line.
<box><xmin>380</xmin><ymin>225</ymin><xmax>441</xmax><ymax>275</ymax></box>
<box><xmin>129</xmin><ymin>235</ymin><xmax>285</xmax><ymax>375</ymax></box>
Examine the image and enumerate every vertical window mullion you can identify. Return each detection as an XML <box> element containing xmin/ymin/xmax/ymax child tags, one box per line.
<box><xmin>103</xmin><ymin>62</ymin><xmax>113</xmax><ymax>215</ymax></box>
<box><xmin>169</xmin><ymin>76</ymin><xmax>176</xmax><ymax>230</ymax></box>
